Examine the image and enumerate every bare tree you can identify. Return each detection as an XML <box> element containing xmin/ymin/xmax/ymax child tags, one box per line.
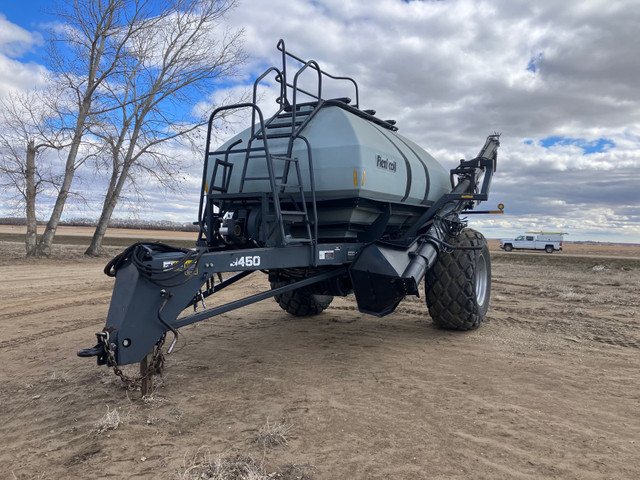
<box><xmin>0</xmin><ymin>90</ymin><xmax>67</xmax><ymax>256</ymax></box>
<box><xmin>34</xmin><ymin>0</ymin><xmax>155</xmax><ymax>256</ymax></box>
<box><xmin>84</xmin><ymin>0</ymin><xmax>245</xmax><ymax>255</ymax></box>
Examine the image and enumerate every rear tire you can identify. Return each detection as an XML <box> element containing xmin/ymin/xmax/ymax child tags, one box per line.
<box><xmin>271</xmin><ymin>281</ymin><xmax>334</xmax><ymax>316</ymax></box>
<box><xmin>545</xmin><ymin>245</ymin><xmax>554</xmax><ymax>254</ymax></box>
<box><xmin>425</xmin><ymin>228</ymin><xmax>491</xmax><ymax>330</ymax></box>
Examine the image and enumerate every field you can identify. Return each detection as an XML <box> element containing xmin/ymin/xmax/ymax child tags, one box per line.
<box><xmin>1</xmin><ymin>228</ymin><xmax>639</xmax><ymax>479</ymax></box>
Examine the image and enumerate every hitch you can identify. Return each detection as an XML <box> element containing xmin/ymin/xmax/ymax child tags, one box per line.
<box><xmin>77</xmin><ymin>330</ymin><xmax>112</xmax><ymax>365</ymax></box>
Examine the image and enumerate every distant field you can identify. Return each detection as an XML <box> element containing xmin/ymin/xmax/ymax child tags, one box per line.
<box><xmin>0</xmin><ymin>225</ymin><xmax>197</xmax><ymax>249</ymax></box>
<box><xmin>2</xmin><ymin>225</ymin><xmax>639</xmax><ymax>258</ymax></box>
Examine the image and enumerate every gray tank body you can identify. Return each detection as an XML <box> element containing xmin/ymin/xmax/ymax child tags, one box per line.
<box><xmin>211</xmin><ymin>106</ymin><xmax>450</xmax><ymax>203</ymax></box>
<box><xmin>208</xmin><ymin>104</ymin><xmax>452</xmax><ymax>239</ymax></box>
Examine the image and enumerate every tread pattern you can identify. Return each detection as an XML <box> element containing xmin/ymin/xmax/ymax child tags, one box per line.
<box><xmin>425</xmin><ymin>228</ymin><xmax>490</xmax><ymax>330</ymax></box>
<box><xmin>271</xmin><ymin>281</ymin><xmax>334</xmax><ymax>316</ymax></box>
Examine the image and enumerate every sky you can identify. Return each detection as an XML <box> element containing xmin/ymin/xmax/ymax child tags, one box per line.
<box><xmin>1</xmin><ymin>0</ymin><xmax>639</xmax><ymax>243</ymax></box>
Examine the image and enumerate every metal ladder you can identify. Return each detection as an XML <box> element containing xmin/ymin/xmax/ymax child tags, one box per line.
<box><xmin>237</xmin><ymin>105</ymin><xmax>316</xmax><ymax>245</ymax></box>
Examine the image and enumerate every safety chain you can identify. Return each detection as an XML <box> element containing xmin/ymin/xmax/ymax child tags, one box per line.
<box><xmin>101</xmin><ymin>332</ymin><xmax>166</xmax><ymax>390</ymax></box>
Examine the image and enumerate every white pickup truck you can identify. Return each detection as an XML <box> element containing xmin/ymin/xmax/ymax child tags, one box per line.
<box><xmin>500</xmin><ymin>232</ymin><xmax>565</xmax><ymax>253</ymax></box>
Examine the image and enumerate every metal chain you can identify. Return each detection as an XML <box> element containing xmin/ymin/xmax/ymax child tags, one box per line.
<box><xmin>104</xmin><ymin>334</ymin><xmax>167</xmax><ymax>389</ymax></box>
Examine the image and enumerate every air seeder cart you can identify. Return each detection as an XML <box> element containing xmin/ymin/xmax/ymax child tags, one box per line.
<box><xmin>79</xmin><ymin>40</ymin><xmax>502</xmax><ymax>389</ymax></box>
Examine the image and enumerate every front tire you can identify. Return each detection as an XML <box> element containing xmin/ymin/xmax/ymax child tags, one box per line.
<box><xmin>503</xmin><ymin>244</ymin><xmax>513</xmax><ymax>252</ymax></box>
<box><xmin>425</xmin><ymin>228</ymin><xmax>491</xmax><ymax>330</ymax></box>
<box><xmin>271</xmin><ymin>281</ymin><xmax>334</xmax><ymax>317</ymax></box>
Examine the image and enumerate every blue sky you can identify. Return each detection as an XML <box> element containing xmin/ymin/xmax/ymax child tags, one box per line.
<box><xmin>1</xmin><ymin>0</ymin><xmax>640</xmax><ymax>243</ymax></box>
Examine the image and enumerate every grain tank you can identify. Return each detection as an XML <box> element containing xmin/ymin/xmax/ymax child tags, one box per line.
<box><xmin>207</xmin><ymin>102</ymin><xmax>452</xmax><ymax>242</ymax></box>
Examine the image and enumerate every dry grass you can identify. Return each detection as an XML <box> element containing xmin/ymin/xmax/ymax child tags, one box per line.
<box><xmin>178</xmin><ymin>449</ymin><xmax>314</xmax><ymax>480</ymax></box>
<box><xmin>255</xmin><ymin>418</ymin><xmax>294</xmax><ymax>450</ymax></box>
<box><xmin>179</xmin><ymin>450</ymin><xmax>267</xmax><ymax>480</ymax></box>
<box><xmin>93</xmin><ymin>406</ymin><xmax>121</xmax><ymax>433</ymax></box>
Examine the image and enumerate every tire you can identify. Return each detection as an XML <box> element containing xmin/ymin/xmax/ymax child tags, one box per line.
<box><xmin>545</xmin><ymin>245</ymin><xmax>554</xmax><ymax>254</ymax></box>
<box><xmin>503</xmin><ymin>244</ymin><xmax>513</xmax><ymax>252</ymax></box>
<box><xmin>271</xmin><ymin>281</ymin><xmax>333</xmax><ymax>316</ymax></box>
<box><xmin>425</xmin><ymin>228</ymin><xmax>491</xmax><ymax>330</ymax></box>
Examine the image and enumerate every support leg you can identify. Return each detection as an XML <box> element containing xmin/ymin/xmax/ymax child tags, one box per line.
<box><xmin>140</xmin><ymin>349</ymin><xmax>154</xmax><ymax>397</ymax></box>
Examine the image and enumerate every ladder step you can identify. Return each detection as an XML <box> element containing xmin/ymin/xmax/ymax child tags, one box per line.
<box><xmin>280</xmin><ymin>210</ymin><xmax>307</xmax><ymax>217</ymax></box>
<box><xmin>266</xmin><ymin>121</ymin><xmax>303</xmax><ymax>129</ymax></box>
<box><xmin>285</xmin><ymin>238</ymin><xmax>313</xmax><ymax>244</ymax></box>
<box><xmin>256</xmin><ymin>133</ymin><xmax>293</xmax><ymax>139</ymax></box>
<box><xmin>276</xmin><ymin>110</ymin><xmax>312</xmax><ymax>119</ymax></box>
<box><xmin>243</xmin><ymin>176</ymin><xmax>271</xmax><ymax>181</ymax></box>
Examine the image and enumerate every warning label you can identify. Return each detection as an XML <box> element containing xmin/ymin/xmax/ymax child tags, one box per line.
<box><xmin>319</xmin><ymin>250</ymin><xmax>334</xmax><ymax>260</ymax></box>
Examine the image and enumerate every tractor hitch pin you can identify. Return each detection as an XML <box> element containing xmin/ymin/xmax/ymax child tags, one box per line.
<box><xmin>158</xmin><ymin>290</ymin><xmax>179</xmax><ymax>354</ymax></box>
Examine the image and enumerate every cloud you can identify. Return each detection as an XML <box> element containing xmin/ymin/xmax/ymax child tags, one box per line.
<box><xmin>0</xmin><ymin>14</ymin><xmax>48</xmax><ymax>96</ymax></box>
<box><xmin>217</xmin><ymin>0</ymin><xmax>640</xmax><ymax>242</ymax></box>
<box><xmin>0</xmin><ymin>13</ymin><xmax>43</xmax><ymax>57</ymax></box>
<box><xmin>2</xmin><ymin>1</ymin><xmax>639</xmax><ymax>242</ymax></box>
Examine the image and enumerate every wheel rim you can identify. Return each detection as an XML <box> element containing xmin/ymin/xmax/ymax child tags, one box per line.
<box><xmin>475</xmin><ymin>251</ymin><xmax>489</xmax><ymax>307</ymax></box>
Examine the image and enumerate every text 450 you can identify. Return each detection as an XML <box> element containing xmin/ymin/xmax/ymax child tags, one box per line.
<box><xmin>230</xmin><ymin>255</ymin><xmax>261</xmax><ymax>268</ymax></box>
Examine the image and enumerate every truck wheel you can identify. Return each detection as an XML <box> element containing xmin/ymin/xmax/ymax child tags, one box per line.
<box><xmin>271</xmin><ymin>281</ymin><xmax>334</xmax><ymax>316</ymax></box>
<box><xmin>425</xmin><ymin>228</ymin><xmax>491</xmax><ymax>330</ymax></box>
<box><xmin>545</xmin><ymin>245</ymin><xmax>554</xmax><ymax>254</ymax></box>
<box><xmin>503</xmin><ymin>243</ymin><xmax>513</xmax><ymax>252</ymax></box>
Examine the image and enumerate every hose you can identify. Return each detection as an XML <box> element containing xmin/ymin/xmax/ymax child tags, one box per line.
<box><xmin>104</xmin><ymin>242</ymin><xmax>205</xmax><ymax>287</ymax></box>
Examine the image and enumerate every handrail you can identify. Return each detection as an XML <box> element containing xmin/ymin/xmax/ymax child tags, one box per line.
<box><xmin>277</xmin><ymin>39</ymin><xmax>360</xmax><ymax>108</ymax></box>
<box><xmin>291</xmin><ymin>60</ymin><xmax>322</xmax><ymax>143</ymax></box>
<box><xmin>251</xmin><ymin>67</ymin><xmax>283</xmax><ymax>136</ymax></box>
<box><xmin>200</xmin><ymin>103</ymin><xmax>275</xmax><ymax>237</ymax></box>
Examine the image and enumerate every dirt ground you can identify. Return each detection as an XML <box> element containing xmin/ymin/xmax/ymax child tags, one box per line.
<box><xmin>1</xmin><ymin>232</ymin><xmax>639</xmax><ymax>479</ymax></box>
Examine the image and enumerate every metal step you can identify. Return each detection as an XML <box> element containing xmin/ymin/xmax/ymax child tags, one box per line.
<box><xmin>271</xmin><ymin>155</ymin><xmax>297</xmax><ymax>162</ymax></box>
<box><xmin>255</xmin><ymin>133</ymin><xmax>295</xmax><ymax>140</ymax></box>
<box><xmin>266</xmin><ymin>120</ymin><xmax>304</xmax><ymax>129</ymax></box>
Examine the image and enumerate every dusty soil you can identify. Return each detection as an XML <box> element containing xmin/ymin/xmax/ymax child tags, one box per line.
<box><xmin>1</xmin><ymin>235</ymin><xmax>639</xmax><ymax>479</ymax></box>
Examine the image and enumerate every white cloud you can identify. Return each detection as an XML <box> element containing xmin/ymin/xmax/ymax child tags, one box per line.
<box><xmin>0</xmin><ymin>13</ymin><xmax>43</xmax><ymax>56</ymax></box>
<box><xmin>0</xmin><ymin>14</ymin><xmax>48</xmax><ymax>96</ymax></box>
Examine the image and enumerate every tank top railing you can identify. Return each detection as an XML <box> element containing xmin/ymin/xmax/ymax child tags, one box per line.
<box><xmin>276</xmin><ymin>39</ymin><xmax>359</xmax><ymax>109</ymax></box>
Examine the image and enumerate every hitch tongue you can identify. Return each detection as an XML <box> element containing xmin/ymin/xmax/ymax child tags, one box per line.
<box><xmin>77</xmin><ymin>330</ymin><xmax>112</xmax><ymax>365</ymax></box>
<box><xmin>77</xmin><ymin>344</ymin><xmax>104</xmax><ymax>358</ymax></box>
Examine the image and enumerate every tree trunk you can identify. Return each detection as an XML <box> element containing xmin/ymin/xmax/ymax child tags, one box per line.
<box><xmin>35</xmin><ymin>109</ymin><xmax>89</xmax><ymax>257</ymax></box>
<box><xmin>85</xmin><ymin>165</ymin><xmax>121</xmax><ymax>256</ymax></box>
<box><xmin>85</xmin><ymin>156</ymin><xmax>135</xmax><ymax>256</ymax></box>
<box><xmin>25</xmin><ymin>141</ymin><xmax>38</xmax><ymax>256</ymax></box>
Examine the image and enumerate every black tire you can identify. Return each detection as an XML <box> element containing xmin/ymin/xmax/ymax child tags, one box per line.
<box><xmin>503</xmin><ymin>244</ymin><xmax>513</xmax><ymax>252</ymax></box>
<box><xmin>545</xmin><ymin>245</ymin><xmax>554</xmax><ymax>254</ymax></box>
<box><xmin>271</xmin><ymin>281</ymin><xmax>333</xmax><ymax>317</ymax></box>
<box><xmin>425</xmin><ymin>228</ymin><xmax>491</xmax><ymax>330</ymax></box>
